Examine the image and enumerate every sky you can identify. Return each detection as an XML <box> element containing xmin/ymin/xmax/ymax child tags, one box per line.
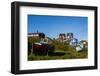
<box><xmin>28</xmin><ymin>15</ymin><xmax>88</xmax><ymax>41</ymax></box>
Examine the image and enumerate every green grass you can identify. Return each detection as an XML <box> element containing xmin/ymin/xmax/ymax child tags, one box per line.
<box><xmin>28</xmin><ymin>49</ymin><xmax>88</xmax><ymax>61</ymax></box>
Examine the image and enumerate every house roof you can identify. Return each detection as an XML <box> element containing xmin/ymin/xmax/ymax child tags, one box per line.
<box><xmin>59</xmin><ymin>33</ymin><xmax>66</xmax><ymax>37</ymax></box>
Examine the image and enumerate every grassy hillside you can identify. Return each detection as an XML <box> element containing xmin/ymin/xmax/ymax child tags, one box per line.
<box><xmin>28</xmin><ymin>37</ymin><xmax>88</xmax><ymax>61</ymax></box>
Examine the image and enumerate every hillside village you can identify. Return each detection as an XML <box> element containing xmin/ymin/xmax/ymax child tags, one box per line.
<box><xmin>28</xmin><ymin>30</ymin><xmax>88</xmax><ymax>60</ymax></box>
<box><xmin>28</xmin><ymin>30</ymin><xmax>88</xmax><ymax>51</ymax></box>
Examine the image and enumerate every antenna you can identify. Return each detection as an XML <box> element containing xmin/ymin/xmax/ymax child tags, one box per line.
<box><xmin>33</xmin><ymin>24</ymin><xmax>36</xmax><ymax>33</ymax></box>
<box><xmin>37</xmin><ymin>30</ymin><xmax>38</xmax><ymax>33</ymax></box>
<box><xmin>33</xmin><ymin>24</ymin><xmax>34</xmax><ymax>33</ymax></box>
